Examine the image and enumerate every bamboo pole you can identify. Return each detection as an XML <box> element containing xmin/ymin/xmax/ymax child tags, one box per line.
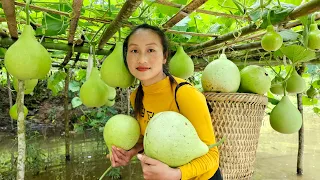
<box><xmin>62</xmin><ymin>0</ymin><xmax>84</xmax><ymax>67</ymax></box>
<box><xmin>0</xmin><ymin>37</ymin><xmax>111</xmax><ymax>55</ymax></box>
<box><xmin>6</xmin><ymin>71</ymin><xmax>14</xmax><ymax>130</ymax></box>
<box><xmin>12</xmin><ymin>1</ymin><xmax>133</xmax><ymax>27</ymax></box>
<box><xmin>166</xmin><ymin>29</ymin><xmax>218</xmax><ymax>37</ymax></box>
<box><xmin>162</xmin><ymin>0</ymin><xmax>208</xmax><ymax>29</ymax></box>
<box><xmin>64</xmin><ymin>68</ymin><xmax>71</xmax><ymax>161</ymax></box>
<box><xmin>200</xmin><ymin>41</ymin><xmax>262</xmax><ymax>57</ymax></box>
<box><xmin>16</xmin><ymin>80</ymin><xmax>26</xmax><ymax>180</ymax></box>
<box><xmin>296</xmin><ymin>64</ymin><xmax>305</xmax><ymax>175</ymax></box>
<box><xmin>1</xmin><ymin>0</ymin><xmax>18</xmax><ymax>38</ymax></box>
<box><xmin>98</xmin><ymin>0</ymin><xmax>143</xmax><ymax>49</ymax></box>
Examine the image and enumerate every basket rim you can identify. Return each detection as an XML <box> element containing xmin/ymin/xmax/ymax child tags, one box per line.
<box><xmin>203</xmin><ymin>92</ymin><xmax>268</xmax><ymax>105</ymax></box>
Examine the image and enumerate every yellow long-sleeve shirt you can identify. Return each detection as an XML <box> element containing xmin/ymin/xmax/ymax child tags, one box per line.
<box><xmin>130</xmin><ymin>76</ymin><xmax>219</xmax><ymax>180</ymax></box>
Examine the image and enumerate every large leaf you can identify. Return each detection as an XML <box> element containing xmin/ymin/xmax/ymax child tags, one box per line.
<box><xmin>69</xmin><ymin>81</ymin><xmax>81</xmax><ymax>92</ymax></box>
<box><xmin>312</xmin><ymin>80</ymin><xmax>320</xmax><ymax>89</ymax></box>
<box><xmin>47</xmin><ymin>71</ymin><xmax>67</xmax><ymax>96</ymax></box>
<box><xmin>40</xmin><ymin>13</ymin><xmax>69</xmax><ymax>36</ymax></box>
<box><xmin>249</xmin><ymin>3</ymin><xmax>296</xmax><ymax>29</ymax></box>
<box><xmin>302</xmin><ymin>96</ymin><xmax>318</xmax><ymax>106</ymax></box>
<box><xmin>314</xmin><ymin>107</ymin><xmax>320</xmax><ymax>115</ymax></box>
<box><xmin>71</xmin><ymin>97</ymin><xmax>82</xmax><ymax>108</ymax></box>
<box><xmin>280</xmin><ymin>45</ymin><xmax>316</xmax><ymax>64</ymax></box>
<box><xmin>279</xmin><ymin>29</ymin><xmax>300</xmax><ymax>41</ymax></box>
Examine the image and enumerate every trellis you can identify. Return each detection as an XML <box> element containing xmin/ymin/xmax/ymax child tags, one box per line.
<box><xmin>0</xmin><ymin>0</ymin><xmax>319</xmax><ymax>70</ymax></box>
<box><xmin>0</xmin><ymin>0</ymin><xmax>320</xmax><ymax>180</ymax></box>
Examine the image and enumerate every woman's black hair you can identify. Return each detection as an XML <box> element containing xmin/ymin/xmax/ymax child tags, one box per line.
<box><xmin>123</xmin><ymin>23</ymin><xmax>176</xmax><ymax>118</ymax></box>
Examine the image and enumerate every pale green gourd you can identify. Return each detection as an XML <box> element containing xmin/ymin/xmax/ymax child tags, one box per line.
<box><xmin>80</xmin><ymin>67</ymin><xmax>109</xmax><ymax>107</ymax></box>
<box><xmin>144</xmin><ymin>111</ymin><xmax>224</xmax><ymax>167</ymax></box>
<box><xmin>103</xmin><ymin>114</ymin><xmax>140</xmax><ymax>156</ymax></box>
<box><xmin>286</xmin><ymin>69</ymin><xmax>306</xmax><ymax>93</ymax></box>
<box><xmin>100</xmin><ymin>42</ymin><xmax>135</xmax><ymax>88</ymax></box>
<box><xmin>201</xmin><ymin>54</ymin><xmax>240</xmax><ymax>93</ymax></box>
<box><xmin>4</xmin><ymin>25</ymin><xmax>51</xmax><ymax>80</ymax></box>
<box><xmin>270</xmin><ymin>96</ymin><xmax>302</xmax><ymax>134</ymax></box>
<box><xmin>169</xmin><ymin>46</ymin><xmax>194</xmax><ymax>79</ymax></box>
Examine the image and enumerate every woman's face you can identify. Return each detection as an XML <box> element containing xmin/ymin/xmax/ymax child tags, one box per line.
<box><xmin>126</xmin><ymin>29</ymin><xmax>166</xmax><ymax>86</ymax></box>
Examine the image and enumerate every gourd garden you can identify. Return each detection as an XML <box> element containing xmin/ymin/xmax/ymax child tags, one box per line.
<box><xmin>0</xmin><ymin>0</ymin><xmax>319</xmax><ymax>180</ymax></box>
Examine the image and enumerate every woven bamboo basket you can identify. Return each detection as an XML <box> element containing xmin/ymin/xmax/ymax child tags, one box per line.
<box><xmin>204</xmin><ymin>92</ymin><xmax>268</xmax><ymax>180</ymax></box>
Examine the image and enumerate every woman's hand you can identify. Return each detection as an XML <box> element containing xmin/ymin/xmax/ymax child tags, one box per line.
<box><xmin>106</xmin><ymin>143</ymin><xmax>144</xmax><ymax>167</ymax></box>
<box><xmin>107</xmin><ymin>146</ymin><xmax>135</xmax><ymax>167</ymax></box>
<box><xmin>137</xmin><ymin>154</ymin><xmax>181</xmax><ymax>180</ymax></box>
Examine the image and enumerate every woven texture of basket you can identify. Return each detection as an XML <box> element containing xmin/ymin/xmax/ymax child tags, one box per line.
<box><xmin>204</xmin><ymin>92</ymin><xmax>268</xmax><ymax>180</ymax></box>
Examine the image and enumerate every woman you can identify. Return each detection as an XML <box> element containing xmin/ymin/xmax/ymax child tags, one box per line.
<box><xmin>107</xmin><ymin>24</ymin><xmax>222</xmax><ymax>180</ymax></box>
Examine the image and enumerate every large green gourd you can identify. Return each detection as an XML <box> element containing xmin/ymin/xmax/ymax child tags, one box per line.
<box><xmin>239</xmin><ymin>65</ymin><xmax>271</xmax><ymax>95</ymax></box>
<box><xmin>169</xmin><ymin>46</ymin><xmax>194</xmax><ymax>79</ymax></box>
<box><xmin>80</xmin><ymin>67</ymin><xmax>109</xmax><ymax>108</ymax></box>
<box><xmin>270</xmin><ymin>96</ymin><xmax>302</xmax><ymax>134</ymax></box>
<box><xmin>100</xmin><ymin>42</ymin><xmax>135</xmax><ymax>88</ymax></box>
<box><xmin>201</xmin><ymin>54</ymin><xmax>240</xmax><ymax>93</ymax></box>
<box><xmin>103</xmin><ymin>114</ymin><xmax>140</xmax><ymax>156</ymax></box>
<box><xmin>4</xmin><ymin>25</ymin><xmax>52</xmax><ymax>80</ymax></box>
<box><xmin>144</xmin><ymin>111</ymin><xmax>224</xmax><ymax>167</ymax></box>
<box><xmin>13</xmin><ymin>77</ymin><xmax>38</xmax><ymax>95</ymax></box>
<box><xmin>308</xmin><ymin>24</ymin><xmax>320</xmax><ymax>50</ymax></box>
<box><xmin>261</xmin><ymin>25</ymin><xmax>283</xmax><ymax>52</ymax></box>
<box><xmin>286</xmin><ymin>69</ymin><xmax>306</xmax><ymax>93</ymax></box>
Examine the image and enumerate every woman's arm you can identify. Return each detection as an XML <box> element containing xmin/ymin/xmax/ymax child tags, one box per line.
<box><xmin>175</xmin><ymin>85</ymin><xmax>220</xmax><ymax>180</ymax></box>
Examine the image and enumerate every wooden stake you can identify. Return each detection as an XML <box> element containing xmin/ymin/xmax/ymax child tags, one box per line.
<box><xmin>16</xmin><ymin>80</ymin><xmax>25</xmax><ymax>180</ymax></box>
<box><xmin>296</xmin><ymin>64</ymin><xmax>305</xmax><ymax>175</ymax></box>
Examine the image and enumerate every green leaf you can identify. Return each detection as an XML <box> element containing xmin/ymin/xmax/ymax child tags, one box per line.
<box><xmin>249</xmin><ymin>4</ymin><xmax>296</xmax><ymax>29</ymax></box>
<box><xmin>313</xmin><ymin>107</ymin><xmax>320</xmax><ymax>115</ymax></box>
<box><xmin>47</xmin><ymin>71</ymin><xmax>67</xmax><ymax>96</ymax></box>
<box><xmin>75</xmin><ymin>69</ymin><xmax>87</xmax><ymax>82</ymax></box>
<box><xmin>207</xmin><ymin>23</ymin><xmax>222</xmax><ymax>34</ymax></box>
<box><xmin>69</xmin><ymin>81</ymin><xmax>81</xmax><ymax>92</ymax></box>
<box><xmin>280</xmin><ymin>45</ymin><xmax>316</xmax><ymax>64</ymax></box>
<box><xmin>96</xmin><ymin>111</ymin><xmax>104</xmax><ymax>118</ymax></box>
<box><xmin>312</xmin><ymin>80</ymin><xmax>320</xmax><ymax>89</ymax></box>
<box><xmin>302</xmin><ymin>96</ymin><xmax>318</xmax><ymax>106</ymax></box>
<box><xmin>71</xmin><ymin>97</ymin><xmax>82</xmax><ymax>108</ymax></box>
<box><xmin>41</xmin><ymin>13</ymin><xmax>68</xmax><ymax>36</ymax></box>
<box><xmin>279</xmin><ymin>29</ymin><xmax>300</xmax><ymax>41</ymax></box>
<box><xmin>268</xmin><ymin>97</ymin><xmax>280</xmax><ymax>105</ymax></box>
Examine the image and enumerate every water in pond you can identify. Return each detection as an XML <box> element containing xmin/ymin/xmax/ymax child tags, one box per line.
<box><xmin>0</xmin><ymin>109</ymin><xmax>319</xmax><ymax>180</ymax></box>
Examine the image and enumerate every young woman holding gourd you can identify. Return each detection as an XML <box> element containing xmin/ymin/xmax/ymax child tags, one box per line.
<box><xmin>107</xmin><ymin>24</ymin><xmax>222</xmax><ymax>180</ymax></box>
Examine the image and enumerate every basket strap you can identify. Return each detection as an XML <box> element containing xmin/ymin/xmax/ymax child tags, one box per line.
<box><xmin>175</xmin><ymin>82</ymin><xmax>213</xmax><ymax>113</ymax></box>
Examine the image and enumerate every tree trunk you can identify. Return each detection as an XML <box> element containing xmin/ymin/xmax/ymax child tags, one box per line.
<box><xmin>64</xmin><ymin>68</ymin><xmax>71</xmax><ymax>161</ymax></box>
<box><xmin>296</xmin><ymin>65</ymin><xmax>305</xmax><ymax>175</ymax></box>
<box><xmin>16</xmin><ymin>80</ymin><xmax>26</xmax><ymax>180</ymax></box>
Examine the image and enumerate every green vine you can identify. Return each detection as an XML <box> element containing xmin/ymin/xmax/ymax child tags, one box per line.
<box><xmin>25</xmin><ymin>0</ymin><xmax>31</xmax><ymax>25</ymax></box>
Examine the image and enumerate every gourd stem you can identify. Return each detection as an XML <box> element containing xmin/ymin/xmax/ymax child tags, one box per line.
<box><xmin>118</xmin><ymin>30</ymin><xmax>121</xmax><ymax>41</ymax></box>
<box><xmin>267</xmin><ymin>10</ymin><xmax>272</xmax><ymax>26</ymax></box>
<box><xmin>92</xmin><ymin>45</ymin><xmax>97</xmax><ymax>67</ymax></box>
<box><xmin>208</xmin><ymin>136</ymin><xmax>226</xmax><ymax>149</ymax></box>
<box><xmin>26</xmin><ymin>0</ymin><xmax>31</xmax><ymax>25</ymax></box>
<box><xmin>267</xmin><ymin>52</ymin><xmax>282</xmax><ymax>80</ymax></box>
<box><xmin>99</xmin><ymin>165</ymin><xmax>112</xmax><ymax>180</ymax></box>
<box><xmin>283</xmin><ymin>81</ymin><xmax>287</xmax><ymax>96</ymax></box>
<box><xmin>311</xmin><ymin>13</ymin><xmax>316</xmax><ymax>24</ymax></box>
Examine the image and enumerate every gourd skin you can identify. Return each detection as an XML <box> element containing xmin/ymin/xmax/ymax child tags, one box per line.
<box><xmin>201</xmin><ymin>54</ymin><xmax>240</xmax><ymax>93</ymax></box>
<box><xmin>261</xmin><ymin>25</ymin><xmax>283</xmax><ymax>52</ymax></box>
<box><xmin>5</xmin><ymin>25</ymin><xmax>51</xmax><ymax>80</ymax></box>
